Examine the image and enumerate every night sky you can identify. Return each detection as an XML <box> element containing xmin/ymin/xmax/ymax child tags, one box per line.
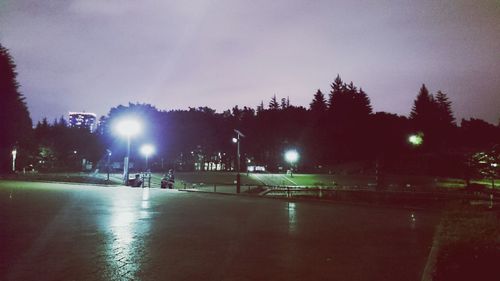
<box><xmin>1</xmin><ymin>0</ymin><xmax>499</xmax><ymax>124</ymax></box>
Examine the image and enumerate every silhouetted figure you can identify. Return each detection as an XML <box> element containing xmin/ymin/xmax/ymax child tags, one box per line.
<box><xmin>161</xmin><ymin>169</ymin><xmax>175</xmax><ymax>189</ymax></box>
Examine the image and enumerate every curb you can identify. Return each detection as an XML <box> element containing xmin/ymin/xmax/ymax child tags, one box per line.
<box><xmin>420</xmin><ymin>224</ymin><xmax>442</xmax><ymax>281</ymax></box>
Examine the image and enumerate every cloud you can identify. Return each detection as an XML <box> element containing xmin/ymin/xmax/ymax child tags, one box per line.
<box><xmin>0</xmin><ymin>0</ymin><xmax>499</xmax><ymax>123</ymax></box>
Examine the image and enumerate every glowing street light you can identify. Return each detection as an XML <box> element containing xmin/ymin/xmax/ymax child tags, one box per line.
<box><xmin>115</xmin><ymin>119</ymin><xmax>141</xmax><ymax>185</ymax></box>
<box><xmin>285</xmin><ymin>149</ymin><xmax>299</xmax><ymax>177</ymax></box>
<box><xmin>11</xmin><ymin>148</ymin><xmax>17</xmax><ymax>172</ymax></box>
<box><xmin>140</xmin><ymin>144</ymin><xmax>155</xmax><ymax>170</ymax></box>
<box><xmin>408</xmin><ymin>133</ymin><xmax>423</xmax><ymax>146</ymax></box>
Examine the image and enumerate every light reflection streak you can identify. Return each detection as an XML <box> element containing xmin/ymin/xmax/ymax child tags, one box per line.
<box><xmin>287</xmin><ymin>202</ymin><xmax>297</xmax><ymax>234</ymax></box>
<box><xmin>104</xmin><ymin>188</ymin><xmax>153</xmax><ymax>278</ymax></box>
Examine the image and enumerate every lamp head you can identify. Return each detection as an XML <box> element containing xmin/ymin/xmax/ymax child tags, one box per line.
<box><xmin>140</xmin><ymin>144</ymin><xmax>155</xmax><ymax>157</ymax></box>
<box><xmin>285</xmin><ymin>150</ymin><xmax>299</xmax><ymax>164</ymax></box>
<box><xmin>116</xmin><ymin>119</ymin><xmax>141</xmax><ymax>137</ymax></box>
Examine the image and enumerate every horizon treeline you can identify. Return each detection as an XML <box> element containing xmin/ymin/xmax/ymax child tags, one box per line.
<box><xmin>2</xmin><ymin>43</ymin><xmax>500</xmax><ymax>176</ymax></box>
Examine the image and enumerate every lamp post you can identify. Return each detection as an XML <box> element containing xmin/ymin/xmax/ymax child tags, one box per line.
<box><xmin>116</xmin><ymin>119</ymin><xmax>141</xmax><ymax>185</ymax></box>
<box><xmin>140</xmin><ymin>144</ymin><xmax>155</xmax><ymax>171</ymax></box>
<box><xmin>233</xmin><ymin>129</ymin><xmax>245</xmax><ymax>193</ymax></box>
<box><xmin>106</xmin><ymin>149</ymin><xmax>112</xmax><ymax>181</ymax></box>
<box><xmin>11</xmin><ymin>148</ymin><xmax>17</xmax><ymax>172</ymax></box>
<box><xmin>284</xmin><ymin>149</ymin><xmax>299</xmax><ymax>177</ymax></box>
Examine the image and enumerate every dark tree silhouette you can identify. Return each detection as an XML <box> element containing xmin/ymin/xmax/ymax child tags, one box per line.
<box><xmin>326</xmin><ymin>75</ymin><xmax>373</xmax><ymax>161</ymax></box>
<box><xmin>256</xmin><ymin>100</ymin><xmax>265</xmax><ymax>113</ymax></box>
<box><xmin>269</xmin><ymin>95</ymin><xmax>280</xmax><ymax>110</ymax></box>
<box><xmin>409</xmin><ymin>85</ymin><xmax>459</xmax><ymax>150</ymax></box>
<box><xmin>0</xmin><ymin>43</ymin><xmax>32</xmax><ymax>172</ymax></box>
<box><xmin>309</xmin><ymin>89</ymin><xmax>327</xmax><ymax>113</ymax></box>
<box><xmin>33</xmin><ymin>118</ymin><xmax>104</xmax><ymax>171</ymax></box>
<box><xmin>328</xmin><ymin>74</ymin><xmax>345</xmax><ymax>109</ymax></box>
<box><xmin>280</xmin><ymin>97</ymin><xmax>290</xmax><ymax>109</ymax></box>
<box><xmin>460</xmin><ymin>118</ymin><xmax>500</xmax><ymax>149</ymax></box>
<box><xmin>435</xmin><ymin>90</ymin><xmax>455</xmax><ymax>127</ymax></box>
<box><xmin>409</xmin><ymin>84</ymin><xmax>435</xmax><ymax>124</ymax></box>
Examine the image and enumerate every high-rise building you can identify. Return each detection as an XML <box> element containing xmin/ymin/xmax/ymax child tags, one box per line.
<box><xmin>68</xmin><ymin>112</ymin><xmax>97</xmax><ymax>131</ymax></box>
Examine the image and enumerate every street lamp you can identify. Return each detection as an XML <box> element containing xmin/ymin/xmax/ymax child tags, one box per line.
<box><xmin>11</xmin><ymin>148</ymin><xmax>17</xmax><ymax>172</ymax></box>
<box><xmin>106</xmin><ymin>149</ymin><xmax>112</xmax><ymax>181</ymax></box>
<box><xmin>408</xmin><ymin>133</ymin><xmax>423</xmax><ymax>146</ymax></box>
<box><xmin>233</xmin><ymin>129</ymin><xmax>245</xmax><ymax>193</ymax></box>
<box><xmin>285</xmin><ymin>149</ymin><xmax>299</xmax><ymax>177</ymax></box>
<box><xmin>115</xmin><ymin>119</ymin><xmax>141</xmax><ymax>185</ymax></box>
<box><xmin>140</xmin><ymin>144</ymin><xmax>155</xmax><ymax>171</ymax></box>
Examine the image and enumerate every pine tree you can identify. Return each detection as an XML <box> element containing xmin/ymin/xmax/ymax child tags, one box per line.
<box><xmin>409</xmin><ymin>84</ymin><xmax>435</xmax><ymax>127</ymax></box>
<box><xmin>326</xmin><ymin>75</ymin><xmax>373</xmax><ymax>161</ymax></box>
<box><xmin>328</xmin><ymin>74</ymin><xmax>344</xmax><ymax>109</ymax></box>
<box><xmin>408</xmin><ymin>84</ymin><xmax>459</xmax><ymax>150</ymax></box>
<box><xmin>0</xmin><ymin>43</ymin><xmax>33</xmax><ymax>172</ymax></box>
<box><xmin>355</xmin><ymin>88</ymin><xmax>373</xmax><ymax>116</ymax></box>
<box><xmin>269</xmin><ymin>95</ymin><xmax>279</xmax><ymax>110</ymax></box>
<box><xmin>256</xmin><ymin>101</ymin><xmax>265</xmax><ymax>113</ymax></box>
<box><xmin>329</xmin><ymin>77</ymin><xmax>372</xmax><ymax>119</ymax></box>
<box><xmin>435</xmin><ymin>90</ymin><xmax>455</xmax><ymax>126</ymax></box>
<box><xmin>309</xmin><ymin>89</ymin><xmax>327</xmax><ymax>113</ymax></box>
<box><xmin>280</xmin><ymin>97</ymin><xmax>287</xmax><ymax>109</ymax></box>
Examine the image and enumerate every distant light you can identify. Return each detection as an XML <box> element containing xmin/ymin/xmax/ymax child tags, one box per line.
<box><xmin>492</xmin><ymin>163</ymin><xmax>498</xmax><ymax>168</ymax></box>
<box><xmin>140</xmin><ymin>144</ymin><xmax>155</xmax><ymax>157</ymax></box>
<box><xmin>12</xmin><ymin>149</ymin><xmax>17</xmax><ymax>156</ymax></box>
<box><xmin>285</xmin><ymin>150</ymin><xmax>299</xmax><ymax>164</ymax></box>
<box><xmin>247</xmin><ymin>165</ymin><xmax>266</xmax><ymax>172</ymax></box>
<box><xmin>232</xmin><ymin>137</ymin><xmax>238</xmax><ymax>143</ymax></box>
<box><xmin>408</xmin><ymin>134</ymin><xmax>423</xmax><ymax>146</ymax></box>
<box><xmin>116</xmin><ymin>119</ymin><xmax>141</xmax><ymax>137</ymax></box>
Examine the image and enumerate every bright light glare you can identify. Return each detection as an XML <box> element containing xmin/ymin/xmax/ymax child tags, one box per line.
<box><xmin>285</xmin><ymin>150</ymin><xmax>299</xmax><ymax>163</ymax></box>
<box><xmin>116</xmin><ymin>119</ymin><xmax>141</xmax><ymax>137</ymax></box>
<box><xmin>408</xmin><ymin>134</ymin><xmax>423</xmax><ymax>146</ymax></box>
<box><xmin>232</xmin><ymin>137</ymin><xmax>238</xmax><ymax>143</ymax></box>
<box><xmin>140</xmin><ymin>144</ymin><xmax>154</xmax><ymax>157</ymax></box>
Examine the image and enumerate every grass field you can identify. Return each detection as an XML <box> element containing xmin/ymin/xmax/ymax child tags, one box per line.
<box><xmin>3</xmin><ymin>171</ymin><xmax>498</xmax><ymax>191</ymax></box>
<box><xmin>157</xmin><ymin>171</ymin><xmax>499</xmax><ymax>191</ymax></box>
<box><xmin>0</xmin><ymin>173</ymin><xmax>119</xmax><ymax>185</ymax></box>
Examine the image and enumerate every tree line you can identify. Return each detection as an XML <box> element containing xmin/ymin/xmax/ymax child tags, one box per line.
<box><xmin>1</xmin><ymin>43</ymin><xmax>499</xmax><ymax>180</ymax></box>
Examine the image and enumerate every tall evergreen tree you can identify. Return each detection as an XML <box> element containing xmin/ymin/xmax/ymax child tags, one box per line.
<box><xmin>435</xmin><ymin>90</ymin><xmax>455</xmax><ymax>126</ymax></box>
<box><xmin>256</xmin><ymin>101</ymin><xmax>265</xmax><ymax>113</ymax></box>
<box><xmin>356</xmin><ymin>88</ymin><xmax>373</xmax><ymax>116</ymax></box>
<box><xmin>269</xmin><ymin>95</ymin><xmax>279</xmax><ymax>110</ymax></box>
<box><xmin>328</xmin><ymin>74</ymin><xmax>345</xmax><ymax>109</ymax></box>
<box><xmin>309</xmin><ymin>89</ymin><xmax>327</xmax><ymax>113</ymax></box>
<box><xmin>280</xmin><ymin>97</ymin><xmax>287</xmax><ymax>109</ymax></box>
<box><xmin>409</xmin><ymin>84</ymin><xmax>458</xmax><ymax>150</ymax></box>
<box><xmin>0</xmin><ymin>43</ymin><xmax>32</xmax><ymax>172</ymax></box>
<box><xmin>326</xmin><ymin>75</ymin><xmax>373</xmax><ymax>161</ymax></box>
<box><xmin>409</xmin><ymin>84</ymin><xmax>435</xmax><ymax>128</ymax></box>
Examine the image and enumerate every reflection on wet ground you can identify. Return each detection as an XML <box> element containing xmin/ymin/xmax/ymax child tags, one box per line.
<box><xmin>0</xmin><ymin>181</ymin><xmax>440</xmax><ymax>281</ymax></box>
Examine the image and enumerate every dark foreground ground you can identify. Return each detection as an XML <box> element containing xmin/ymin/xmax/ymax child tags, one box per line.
<box><xmin>0</xmin><ymin>180</ymin><xmax>440</xmax><ymax>281</ymax></box>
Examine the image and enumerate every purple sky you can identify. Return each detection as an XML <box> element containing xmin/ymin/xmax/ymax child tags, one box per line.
<box><xmin>1</xmin><ymin>0</ymin><xmax>499</xmax><ymax>124</ymax></box>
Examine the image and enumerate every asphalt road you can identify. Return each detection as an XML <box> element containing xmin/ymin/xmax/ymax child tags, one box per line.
<box><xmin>0</xmin><ymin>180</ymin><xmax>440</xmax><ymax>281</ymax></box>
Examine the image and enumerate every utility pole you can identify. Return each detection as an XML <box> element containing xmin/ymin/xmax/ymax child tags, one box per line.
<box><xmin>234</xmin><ymin>129</ymin><xmax>245</xmax><ymax>193</ymax></box>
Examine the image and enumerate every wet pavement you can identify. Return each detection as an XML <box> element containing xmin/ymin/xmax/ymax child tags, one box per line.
<box><xmin>0</xmin><ymin>180</ymin><xmax>440</xmax><ymax>281</ymax></box>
